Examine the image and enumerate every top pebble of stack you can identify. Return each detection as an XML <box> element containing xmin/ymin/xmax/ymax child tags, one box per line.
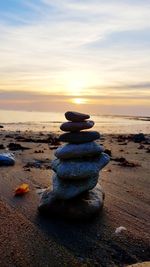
<box><xmin>65</xmin><ymin>111</ymin><xmax>90</xmax><ymax>122</ymax></box>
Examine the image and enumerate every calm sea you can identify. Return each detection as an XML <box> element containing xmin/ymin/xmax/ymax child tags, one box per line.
<box><xmin>0</xmin><ymin>109</ymin><xmax>149</xmax><ymax>134</ymax></box>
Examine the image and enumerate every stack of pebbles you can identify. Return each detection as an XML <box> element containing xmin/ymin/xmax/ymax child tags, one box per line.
<box><xmin>39</xmin><ymin>111</ymin><xmax>110</xmax><ymax>220</ymax></box>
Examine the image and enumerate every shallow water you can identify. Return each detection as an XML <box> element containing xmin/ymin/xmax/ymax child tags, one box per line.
<box><xmin>0</xmin><ymin>109</ymin><xmax>149</xmax><ymax>134</ymax></box>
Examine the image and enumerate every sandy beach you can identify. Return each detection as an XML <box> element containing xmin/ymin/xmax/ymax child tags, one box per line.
<box><xmin>0</xmin><ymin>130</ymin><xmax>150</xmax><ymax>267</ymax></box>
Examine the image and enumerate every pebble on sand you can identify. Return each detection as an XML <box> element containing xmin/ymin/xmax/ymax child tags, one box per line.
<box><xmin>0</xmin><ymin>153</ymin><xmax>15</xmax><ymax>166</ymax></box>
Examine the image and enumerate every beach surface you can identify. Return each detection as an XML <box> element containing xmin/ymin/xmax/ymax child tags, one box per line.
<box><xmin>0</xmin><ymin>130</ymin><xmax>150</xmax><ymax>267</ymax></box>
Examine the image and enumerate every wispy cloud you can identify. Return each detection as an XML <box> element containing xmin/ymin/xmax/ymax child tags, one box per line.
<box><xmin>0</xmin><ymin>0</ymin><xmax>150</xmax><ymax>115</ymax></box>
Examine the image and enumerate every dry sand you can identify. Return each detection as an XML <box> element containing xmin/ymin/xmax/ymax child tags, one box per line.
<box><xmin>0</xmin><ymin>130</ymin><xmax>150</xmax><ymax>267</ymax></box>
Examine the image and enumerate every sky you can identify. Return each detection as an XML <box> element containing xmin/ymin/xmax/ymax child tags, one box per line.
<box><xmin>0</xmin><ymin>0</ymin><xmax>150</xmax><ymax>116</ymax></box>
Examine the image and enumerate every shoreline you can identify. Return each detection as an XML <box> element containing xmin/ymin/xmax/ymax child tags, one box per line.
<box><xmin>0</xmin><ymin>112</ymin><xmax>150</xmax><ymax>135</ymax></box>
<box><xmin>0</xmin><ymin>130</ymin><xmax>150</xmax><ymax>266</ymax></box>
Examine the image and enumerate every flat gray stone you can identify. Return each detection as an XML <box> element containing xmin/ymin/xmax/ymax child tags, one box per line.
<box><xmin>52</xmin><ymin>173</ymin><xmax>99</xmax><ymax>199</ymax></box>
<box><xmin>52</xmin><ymin>153</ymin><xmax>110</xmax><ymax>180</ymax></box>
<box><xmin>59</xmin><ymin>131</ymin><xmax>100</xmax><ymax>143</ymax></box>
<box><xmin>60</xmin><ymin>120</ymin><xmax>94</xmax><ymax>132</ymax></box>
<box><xmin>38</xmin><ymin>184</ymin><xmax>105</xmax><ymax>220</ymax></box>
<box><xmin>65</xmin><ymin>111</ymin><xmax>90</xmax><ymax>122</ymax></box>
<box><xmin>55</xmin><ymin>142</ymin><xmax>104</xmax><ymax>159</ymax></box>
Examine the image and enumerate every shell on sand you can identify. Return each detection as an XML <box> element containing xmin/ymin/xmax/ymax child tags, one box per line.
<box><xmin>126</xmin><ymin>262</ymin><xmax>150</xmax><ymax>267</ymax></box>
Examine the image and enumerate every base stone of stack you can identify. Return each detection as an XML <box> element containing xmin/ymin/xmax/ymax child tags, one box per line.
<box><xmin>38</xmin><ymin>184</ymin><xmax>105</xmax><ymax>220</ymax></box>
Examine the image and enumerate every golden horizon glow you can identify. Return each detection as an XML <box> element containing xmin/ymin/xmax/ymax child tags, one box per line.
<box><xmin>72</xmin><ymin>98</ymin><xmax>88</xmax><ymax>105</ymax></box>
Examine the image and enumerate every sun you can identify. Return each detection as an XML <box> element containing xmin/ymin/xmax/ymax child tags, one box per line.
<box><xmin>72</xmin><ymin>98</ymin><xmax>88</xmax><ymax>105</ymax></box>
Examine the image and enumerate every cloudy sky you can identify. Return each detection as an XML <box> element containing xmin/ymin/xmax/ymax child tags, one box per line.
<box><xmin>0</xmin><ymin>0</ymin><xmax>150</xmax><ymax>115</ymax></box>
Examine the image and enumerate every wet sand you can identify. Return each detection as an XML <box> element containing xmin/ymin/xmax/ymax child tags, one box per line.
<box><xmin>0</xmin><ymin>130</ymin><xmax>150</xmax><ymax>267</ymax></box>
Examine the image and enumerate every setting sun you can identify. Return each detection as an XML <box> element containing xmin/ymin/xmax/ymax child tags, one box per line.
<box><xmin>72</xmin><ymin>98</ymin><xmax>88</xmax><ymax>105</ymax></box>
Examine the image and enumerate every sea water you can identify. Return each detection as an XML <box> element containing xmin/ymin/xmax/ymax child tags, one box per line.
<box><xmin>0</xmin><ymin>109</ymin><xmax>149</xmax><ymax>134</ymax></box>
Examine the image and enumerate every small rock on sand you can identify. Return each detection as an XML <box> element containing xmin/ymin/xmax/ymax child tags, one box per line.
<box><xmin>0</xmin><ymin>153</ymin><xmax>15</xmax><ymax>166</ymax></box>
<box><xmin>133</xmin><ymin>133</ymin><xmax>146</xmax><ymax>143</ymax></box>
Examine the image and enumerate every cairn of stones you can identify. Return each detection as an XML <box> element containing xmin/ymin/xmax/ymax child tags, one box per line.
<box><xmin>39</xmin><ymin>111</ymin><xmax>110</xmax><ymax>220</ymax></box>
